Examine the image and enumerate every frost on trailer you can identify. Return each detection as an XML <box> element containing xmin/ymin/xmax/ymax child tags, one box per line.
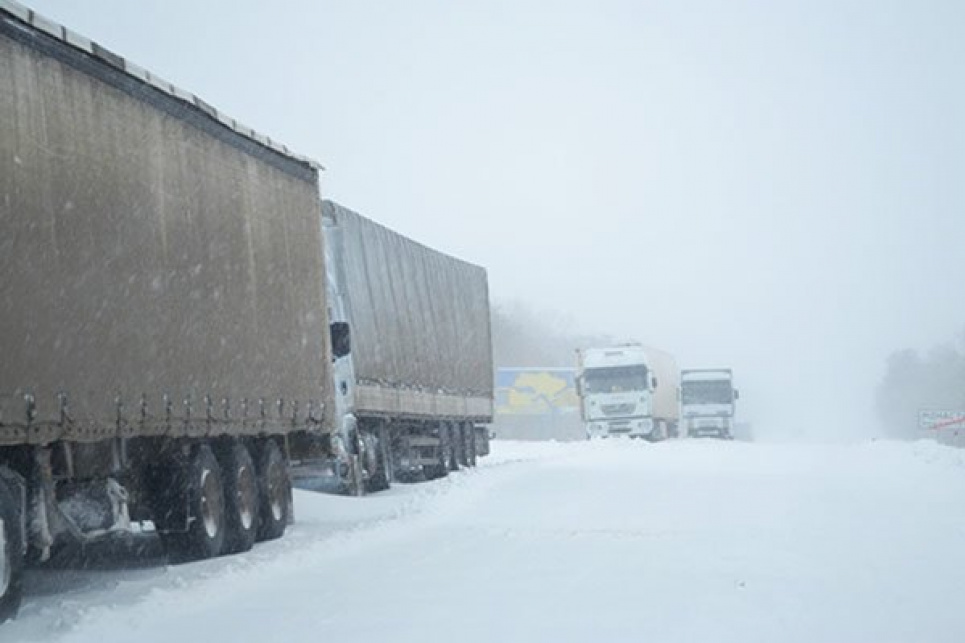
<box><xmin>0</xmin><ymin>0</ymin><xmax>330</xmax><ymax>622</ymax></box>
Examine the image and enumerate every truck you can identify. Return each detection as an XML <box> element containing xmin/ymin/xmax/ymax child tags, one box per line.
<box><xmin>575</xmin><ymin>344</ymin><xmax>679</xmax><ymax>440</ymax></box>
<box><xmin>679</xmin><ymin>369</ymin><xmax>739</xmax><ymax>439</ymax></box>
<box><xmin>311</xmin><ymin>200</ymin><xmax>493</xmax><ymax>492</ymax></box>
<box><xmin>0</xmin><ymin>2</ymin><xmax>492</xmax><ymax>622</ymax></box>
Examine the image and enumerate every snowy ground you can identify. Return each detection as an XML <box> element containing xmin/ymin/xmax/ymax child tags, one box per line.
<box><xmin>7</xmin><ymin>438</ymin><xmax>965</xmax><ymax>642</ymax></box>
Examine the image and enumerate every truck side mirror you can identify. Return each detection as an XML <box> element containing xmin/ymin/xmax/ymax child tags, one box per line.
<box><xmin>651</xmin><ymin>377</ymin><xmax>658</xmax><ymax>389</ymax></box>
<box><xmin>734</xmin><ymin>389</ymin><xmax>740</xmax><ymax>400</ymax></box>
<box><xmin>330</xmin><ymin>321</ymin><xmax>351</xmax><ymax>359</ymax></box>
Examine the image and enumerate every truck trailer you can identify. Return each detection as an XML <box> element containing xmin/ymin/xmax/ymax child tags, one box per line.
<box><xmin>307</xmin><ymin>201</ymin><xmax>493</xmax><ymax>493</ymax></box>
<box><xmin>576</xmin><ymin>344</ymin><xmax>679</xmax><ymax>440</ymax></box>
<box><xmin>0</xmin><ymin>2</ymin><xmax>493</xmax><ymax>621</ymax></box>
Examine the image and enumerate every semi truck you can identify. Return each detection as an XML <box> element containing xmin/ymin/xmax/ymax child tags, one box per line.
<box><xmin>312</xmin><ymin>201</ymin><xmax>493</xmax><ymax>492</ymax></box>
<box><xmin>0</xmin><ymin>2</ymin><xmax>492</xmax><ymax>622</ymax></box>
<box><xmin>680</xmin><ymin>369</ymin><xmax>739</xmax><ymax>439</ymax></box>
<box><xmin>575</xmin><ymin>344</ymin><xmax>679</xmax><ymax>440</ymax></box>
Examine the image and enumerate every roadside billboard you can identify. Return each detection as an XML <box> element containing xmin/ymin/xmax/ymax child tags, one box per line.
<box><xmin>494</xmin><ymin>367</ymin><xmax>582</xmax><ymax>441</ymax></box>
<box><xmin>495</xmin><ymin>367</ymin><xmax>580</xmax><ymax>416</ymax></box>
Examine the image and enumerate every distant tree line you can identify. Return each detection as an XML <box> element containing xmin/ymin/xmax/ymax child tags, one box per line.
<box><xmin>490</xmin><ymin>300</ymin><xmax>614</xmax><ymax>369</ymax></box>
<box><xmin>876</xmin><ymin>331</ymin><xmax>965</xmax><ymax>439</ymax></box>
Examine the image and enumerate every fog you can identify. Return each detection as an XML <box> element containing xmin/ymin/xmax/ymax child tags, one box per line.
<box><xmin>27</xmin><ymin>0</ymin><xmax>965</xmax><ymax>440</ymax></box>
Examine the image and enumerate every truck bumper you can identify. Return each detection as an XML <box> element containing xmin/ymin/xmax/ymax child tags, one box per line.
<box><xmin>586</xmin><ymin>418</ymin><xmax>654</xmax><ymax>439</ymax></box>
<box><xmin>686</xmin><ymin>418</ymin><xmax>731</xmax><ymax>438</ymax></box>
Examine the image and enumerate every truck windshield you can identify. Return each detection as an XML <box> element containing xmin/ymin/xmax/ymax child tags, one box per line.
<box><xmin>583</xmin><ymin>365</ymin><xmax>649</xmax><ymax>393</ymax></box>
<box><xmin>682</xmin><ymin>380</ymin><xmax>733</xmax><ymax>405</ymax></box>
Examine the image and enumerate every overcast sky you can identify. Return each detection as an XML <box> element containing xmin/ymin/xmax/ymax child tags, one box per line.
<box><xmin>26</xmin><ymin>0</ymin><xmax>965</xmax><ymax>439</ymax></box>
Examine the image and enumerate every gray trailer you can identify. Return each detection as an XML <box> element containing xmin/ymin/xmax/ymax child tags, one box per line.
<box><xmin>0</xmin><ymin>2</ymin><xmax>333</xmax><ymax>620</ymax></box>
<box><xmin>319</xmin><ymin>201</ymin><xmax>493</xmax><ymax>490</ymax></box>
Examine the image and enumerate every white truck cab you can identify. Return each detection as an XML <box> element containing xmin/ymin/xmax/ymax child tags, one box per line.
<box><xmin>680</xmin><ymin>369</ymin><xmax>739</xmax><ymax>439</ymax></box>
<box><xmin>576</xmin><ymin>345</ymin><xmax>670</xmax><ymax>439</ymax></box>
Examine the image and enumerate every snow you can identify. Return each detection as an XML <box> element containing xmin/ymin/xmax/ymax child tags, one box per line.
<box><xmin>7</xmin><ymin>439</ymin><xmax>965</xmax><ymax>642</ymax></box>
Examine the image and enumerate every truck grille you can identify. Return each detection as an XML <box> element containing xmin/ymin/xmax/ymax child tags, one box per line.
<box><xmin>604</xmin><ymin>418</ymin><xmax>631</xmax><ymax>433</ymax></box>
<box><xmin>601</xmin><ymin>403</ymin><xmax>635</xmax><ymax>417</ymax></box>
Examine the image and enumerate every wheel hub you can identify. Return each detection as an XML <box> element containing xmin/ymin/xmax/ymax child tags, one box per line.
<box><xmin>237</xmin><ymin>465</ymin><xmax>256</xmax><ymax>530</ymax></box>
<box><xmin>268</xmin><ymin>462</ymin><xmax>285</xmax><ymax>522</ymax></box>
<box><xmin>200</xmin><ymin>469</ymin><xmax>223</xmax><ymax>539</ymax></box>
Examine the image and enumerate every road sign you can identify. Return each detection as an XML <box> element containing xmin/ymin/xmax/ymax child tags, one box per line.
<box><xmin>918</xmin><ymin>409</ymin><xmax>965</xmax><ymax>432</ymax></box>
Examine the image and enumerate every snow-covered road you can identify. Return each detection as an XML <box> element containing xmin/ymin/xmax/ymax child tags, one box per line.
<box><xmin>7</xmin><ymin>439</ymin><xmax>965</xmax><ymax>642</ymax></box>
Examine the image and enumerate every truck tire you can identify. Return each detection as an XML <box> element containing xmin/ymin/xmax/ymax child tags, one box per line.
<box><xmin>447</xmin><ymin>424</ymin><xmax>460</xmax><ymax>472</ymax></box>
<box><xmin>340</xmin><ymin>454</ymin><xmax>365</xmax><ymax>497</ymax></box>
<box><xmin>366</xmin><ymin>452</ymin><xmax>390</xmax><ymax>493</ymax></box>
<box><xmin>219</xmin><ymin>442</ymin><xmax>259</xmax><ymax>554</ymax></box>
<box><xmin>0</xmin><ymin>478</ymin><xmax>24</xmax><ymax>623</ymax></box>
<box><xmin>340</xmin><ymin>431</ymin><xmax>366</xmax><ymax>496</ymax></box>
<box><xmin>456</xmin><ymin>423</ymin><xmax>470</xmax><ymax>467</ymax></box>
<box><xmin>467</xmin><ymin>424</ymin><xmax>478</xmax><ymax>467</ymax></box>
<box><xmin>255</xmin><ymin>440</ymin><xmax>291</xmax><ymax>542</ymax></box>
<box><xmin>423</xmin><ymin>425</ymin><xmax>449</xmax><ymax>480</ymax></box>
<box><xmin>474</xmin><ymin>426</ymin><xmax>491</xmax><ymax>457</ymax></box>
<box><xmin>366</xmin><ymin>429</ymin><xmax>391</xmax><ymax>493</ymax></box>
<box><xmin>163</xmin><ymin>444</ymin><xmax>226</xmax><ymax>562</ymax></box>
<box><xmin>648</xmin><ymin>422</ymin><xmax>666</xmax><ymax>442</ymax></box>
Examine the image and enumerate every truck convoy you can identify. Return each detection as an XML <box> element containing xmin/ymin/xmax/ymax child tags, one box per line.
<box><xmin>679</xmin><ymin>369</ymin><xmax>739</xmax><ymax>439</ymax></box>
<box><xmin>575</xmin><ymin>345</ymin><xmax>679</xmax><ymax>440</ymax></box>
<box><xmin>0</xmin><ymin>2</ymin><xmax>492</xmax><ymax>622</ymax></box>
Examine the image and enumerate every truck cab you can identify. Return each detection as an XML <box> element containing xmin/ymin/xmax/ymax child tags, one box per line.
<box><xmin>680</xmin><ymin>369</ymin><xmax>739</xmax><ymax>439</ymax></box>
<box><xmin>576</xmin><ymin>345</ymin><xmax>659</xmax><ymax>439</ymax></box>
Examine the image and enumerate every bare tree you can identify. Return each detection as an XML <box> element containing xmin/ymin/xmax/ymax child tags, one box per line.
<box><xmin>491</xmin><ymin>300</ymin><xmax>614</xmax><ymax>368</ymax></box>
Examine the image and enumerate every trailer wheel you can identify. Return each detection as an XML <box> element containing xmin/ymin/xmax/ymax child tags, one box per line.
<box><xmin>220</xmin><ymin>442</ymin><xmax>259</xmax><ymax>553</ymax></box>
<box><xmin>455</xmin><ymin>424</ymin><xmax>469</xmax><ymax>468</ymax></box>
<box><xmin>467</xmin><ymin>424</ymin><xmax>478</xmax><ymax>467</ymax></box>
<box><xmin>447</xmin><ymin>424</ymin><xmax>460</xmax><ymax>472</ymax></box>
<box><xmin>163</xmin><ymin>444</ymin><xmax>226</xmax><ymax>562</ymax></box>
<box><xmin>420</xmin><ymin>424</ymin><xmax>449</xmax><ymax>480</ymax></box>
<box><xmin>379</xmin><ymin>424</ymin><xmax>394</xmax><ymax>486</ymax></box>
<box><xmin>472</xmin><ymin>426</ymin><xmax>485</xmax><ymax>456</ymax></box>
<box><xmin>255</xmin><ymin>440</ymin><xmax>291</xmax><ymax>541</ymax></box>
<box><xmin>0</xmin><ymin>478</ymin><xmax>24</xmax><ymax>623</ymax></box>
